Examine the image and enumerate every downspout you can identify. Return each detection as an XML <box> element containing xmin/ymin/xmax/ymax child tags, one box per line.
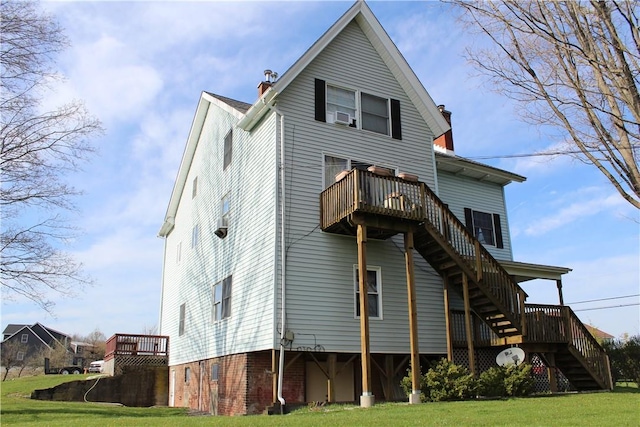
<box><xmin>263</xmin><ymin>97</ymin><xmax>287</xmax><ymax>408</ymax></box>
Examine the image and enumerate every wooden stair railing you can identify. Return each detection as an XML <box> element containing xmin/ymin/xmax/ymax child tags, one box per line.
<box><xmin>561</xmin><ymin>305</ymin><xmax>612</xmax><ymax>390</ymax></box>
<box><xmin>415</xmin><ymin>182</ymin><xmax>526</xmax><ymax>338</ymax></box>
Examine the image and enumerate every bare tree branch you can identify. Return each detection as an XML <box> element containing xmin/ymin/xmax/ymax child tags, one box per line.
<box><xmin>448</xmin><ymin>0</ymin><xmax>640</xmax><ymax>209</ymax></box>
<box><xmin>0</xmin><ymin>0</ymin><xmax>102</xmax><ymax>312</ymax></box>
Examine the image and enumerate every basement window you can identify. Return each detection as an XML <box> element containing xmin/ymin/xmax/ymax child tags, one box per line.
<box><xmin>211</xmin><ymin>363</ymin><xmax>219</xmax><ymax>381</ymax></box>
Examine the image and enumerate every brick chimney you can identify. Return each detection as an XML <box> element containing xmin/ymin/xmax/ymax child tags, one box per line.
<box><xmin>258</xmin><ymin>69</ymin><xmax>278</xmax><ymax>98</ymax></box>
<box><xmin>434</xmin><ymin>105</ymin><xmax>454</xmax><ymax>152</ymax></box>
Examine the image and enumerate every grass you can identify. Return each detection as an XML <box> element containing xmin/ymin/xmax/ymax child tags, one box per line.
<box><xmin>1</xmin><ymin>375</ymin><xmax>639</xmax><ymax>426</ymax></box>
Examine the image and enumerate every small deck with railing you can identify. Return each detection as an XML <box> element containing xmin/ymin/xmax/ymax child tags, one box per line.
<box><xmin>105</xmin><ymin>334</ymin><xmax>169</xmax><ymax>361</ymax></box>
<box><xmin>320</xmin><ymin>168</ymin><xmax>426</xmax><ymax>238</ymax></box>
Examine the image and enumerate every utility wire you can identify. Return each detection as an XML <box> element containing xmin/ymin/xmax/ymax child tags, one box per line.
<box><xmin>573</xmin><ymin>302</ymin><xmax>639</xmax><ymax>312</ymax></box>
<box><xmin>567</xmin><ymin>294</ymin><xmax>640</xmax><ymax>305</ymax></box>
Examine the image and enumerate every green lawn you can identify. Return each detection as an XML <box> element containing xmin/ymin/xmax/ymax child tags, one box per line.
<box><xmin>1</xmin><ymin>375</ymin><xmax>638</xmax><ymax>426</ymax></box>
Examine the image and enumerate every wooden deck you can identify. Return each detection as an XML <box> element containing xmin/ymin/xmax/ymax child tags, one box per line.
<box><xmin>105</xmin><ymin>334</ymin><xmax>169</xmax><ymax>360</ymax></box>
<box><xmin>320</xmin><ymin>169</ymin><xmax>611</xmax><ymax>391</ymax></box>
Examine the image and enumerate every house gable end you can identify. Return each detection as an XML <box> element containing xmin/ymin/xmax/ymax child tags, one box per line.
<box><xmin>238</xmin><ymin>1</ymin><xmax>449</xmax><ymax>139</ymax></box>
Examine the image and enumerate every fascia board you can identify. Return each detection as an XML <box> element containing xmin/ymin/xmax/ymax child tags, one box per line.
<box><xmin>436</xmin><ymin>154</ymin><xmax>527</xmax><ymax>185</ymax></box>
<box><xmin>159</xmin><ymin>94</ymin><xmax>211</xmax><ymax>237</ymax></box>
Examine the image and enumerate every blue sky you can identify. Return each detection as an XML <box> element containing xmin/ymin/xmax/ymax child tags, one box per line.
<box><xmin>3</xmin><ymin>1</ymin><xmax>638</xmax><ymax>340</ymax></box>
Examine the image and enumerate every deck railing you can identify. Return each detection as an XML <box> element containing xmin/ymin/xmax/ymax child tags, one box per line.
<box><xmin>105</xmin><ymin>334</ymin><xmax>169</xmax><ymax>361</ymax></box>
<box><xmin>320</xmin><ymin>169</ymin><xmax>425</xmax><ymax>230</ymax></box>
<box><xmin>420</xmin><ymin>179</ymin><xmax>526</xmax><ymax>335</ymax></box>
<box><xmin>562</xmin><ymin>305</ymin><xmax>611</xmax><ymax>387</ymax></box>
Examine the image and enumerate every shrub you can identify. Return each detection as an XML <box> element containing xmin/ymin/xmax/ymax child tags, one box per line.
<box><xmin>503</xmin><ymin>363</ymin><xmax>534</xmax><ymax>397</ymax></box>
<box><xmin>423</xmin><ymin>358</ymin><xmax>477</xmax><ymax>401</ymax></box>
<box><xmin>477</xmin><ymin>363</ymin><xmax>534</xmax><ymax>397</ymax></box>
<box><xmin>477</xmin><ymin>366</ymin><xmax>506</xmax><ymax>397</ymax></box>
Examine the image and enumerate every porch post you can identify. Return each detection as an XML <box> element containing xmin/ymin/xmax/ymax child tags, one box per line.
<box><xmin>462</xmin><ymin>274</ymin><xmax>476</xmax><ymax>375</ymax></box>
<box><xmin>443</xmin><ymin>277</ymin><xmax>454</xmax><ymax>361</ymax></box>
<box><xmin>404</xmin><ymin>231</ymin><xmax>421</xmax><ymax>404</ymax></box>
<box><xmin>357</xmin><ymin>223</ymin><xmax>374</xmax><ymax>407</ymax></box>
<box><xmin>556</xmin><ymin>279</ymin><xmax>564</xmax><ymax>306</ymax></box>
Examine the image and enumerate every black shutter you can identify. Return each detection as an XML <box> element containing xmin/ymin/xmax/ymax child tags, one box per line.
<box><xmin>493</xmin><ymin>213</ymin><xmax>504</xmax><ymax>249</ymax></box>
<box><xmin>315</xmin><ymin>78</ymin><xmax>326</xmax><ymax>122</ymax></box>
<box><xmin>464</xmin><ymin>208</ymin><xmax>474</xmax><ymax>234</ymax></box>
<box><xmin>390</xmin><ymin>99</ymin><xmax>402</xmax><ymax>140</ymax></box>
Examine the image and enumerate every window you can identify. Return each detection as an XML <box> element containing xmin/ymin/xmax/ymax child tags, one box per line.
<box><xmin>315</xmin><ymin>79</ymin><xmax>402</xmax><ymax>139</ymax></box>
<box><xmin>185</xmin><ymin>367</ymin><xmax>191</xmax><ymax>383</ymax></box>
<box><xmin>21</xmin><ymin>334</ymin><xmax>28</xmax><ymax>343</ymax></box>
<box><xmin>17</xmin><ymin>351</ymin><xmax>24</xmax><ymax>361</ymax></box>
<box><xmin>223</xmin><ymin>129</ymin><xmax>233</xmax><ymax>170</ymax></box>
<box><xmin>354</xmin><ymin>266</ymin><xmax>382</xmax><ymax>319</ymax></box>
<box><xmin>221</xmin><ymin>194</ymin><xmax>230</xmax><ymax>226</ymax></box>
<box><xmin>326</xmin><ymin>85</ymin><xmax>356</xmax><ymax>125</ymax></box>
<box><xmin>464</xmin><ymin>208</ymin><xmax>504</xmax><ymax>248</ymax></box>
<box><xmin>361</xmin><ymin>92</ymin><xmax>389</xmax><ymax>135</ymax></box>
<box><xmin>211</xmin><ymin>363</ymin><xmax>220</xmax><ymax>381</ymax></box>
<box><xmin>179</xmin><ymin>303</ymin><xmax>186</xmax><ymax>336</ymax></box>
<box><xmin>192</xmin><ymin>176</ymin><xmax>198</xmax><ymax>198</ymax></box>
<box><xmin>191</xmin><ymin>224</ymin><xmax>199</xmax><ymax>248</ymax></box>
<box><xmin>176</xmin><ymin>242</ymin><xmax>182</xmax><ymax>264</ymax></box>
<box><xmin>212</xmin><ymin>276</ymin><xmax>232</xmax><ymax>321</ymax></box>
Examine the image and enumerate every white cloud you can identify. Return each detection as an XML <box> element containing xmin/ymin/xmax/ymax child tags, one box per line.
<box><xmin>523</xmin><ymin>187</ymin><xmax>630</xmax><ymax>236</ymax></box>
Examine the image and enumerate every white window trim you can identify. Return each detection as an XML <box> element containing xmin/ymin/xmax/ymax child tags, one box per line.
<box><xmin>17</xmin><ymin>351</ymin><xmax>25</xmax><ymax>361</ymax></box>
<box><xmin>21</xmin><ymin>334</ymin><xmax>28</xmax><ymax>343</ymax></box>
<box><xmin>325</xmin><ymin>83</ymin><xmax>392</xmax><ymax>137</ymax></box>
<box><xmin>353</xmin><ymin>265</ymin><xmax>383</xmax><ymax>320</ymax></box>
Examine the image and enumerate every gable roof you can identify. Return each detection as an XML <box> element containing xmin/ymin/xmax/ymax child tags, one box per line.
<box><xmin>159</xmin><ymin>92</ymin><xmax>249</xmax><ymax>236</ymax></box>
<box><xmin>1</xmin><ymin>324</ymin><xmax>55</xmax><ymax>349</ymax></box>
<box><xmin>237</xmin><ymin>1</ymin><xmax>450</xmax><ymax>139</ymax></box>
<box><xmin>2</xmin><ymin>324</ymin><xmax>28</xmax><ymax>337</ymax></box>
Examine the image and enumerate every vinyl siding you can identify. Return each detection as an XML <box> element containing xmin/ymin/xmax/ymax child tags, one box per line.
<box><xmin>274</xmin><ymin>20</ymin><xmax>446</xmax><ymax>354</ymax></box>
<box><xmin>161</xmin><ymin>102</ymin><xmax>277</xmax><ymax>366</ymax></box>
<box><xmin>436</xmin><ymin>171</ymin><xmax>514</xmax><ymax>261</ymax></box>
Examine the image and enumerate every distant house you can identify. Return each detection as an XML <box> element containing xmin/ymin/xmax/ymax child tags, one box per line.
<box><xmin>0</xmin><ymin>323</ymin><xmax>88</xmax><ymax>367</ymax></box>
<box><xmin>585</xmin><ymin>325</ymin><xmax>615</xmax><ymax>342</ymax></box>
<box><xmin>158</xmin><ymin>1</ymin><xmax>612</xmax><ymax>415</ymax></box>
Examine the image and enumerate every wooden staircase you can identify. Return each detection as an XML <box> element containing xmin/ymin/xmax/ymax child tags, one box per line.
<box><xmin>414</xmin><ymin>184</ymin><xmax>526</xmax><ymax>339</ymax></box>
<box><xmin>413</xmin><ymin>185</ymin><xmax>611</xmax><ymax>391</ymax></box>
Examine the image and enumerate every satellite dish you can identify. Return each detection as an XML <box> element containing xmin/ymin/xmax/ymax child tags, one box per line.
<box><xmin>496</xmin><ymin>347</ymin><xmax>526</xmax><ymax>367</ymax></box>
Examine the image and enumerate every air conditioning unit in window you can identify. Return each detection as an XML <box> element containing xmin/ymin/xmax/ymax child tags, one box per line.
<box><xmin>334</xmin><ymin>111</ymin><xmax>351</xmax><ymax>125</ymax></box>
<box><xmin>214</xmin><ymin>218</ymin><xmax>228</xmax><ymax>239</ymax></box>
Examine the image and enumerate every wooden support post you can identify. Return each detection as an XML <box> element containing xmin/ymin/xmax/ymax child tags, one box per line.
<box><xmin>519</xmin><ymin>289</ymin><xmax>527</xmax><ymax>337</ymax></box>
<box><xmin>357</xmin><ymin>223</ymin><xmax>374</xmax><ymax>407</ymax></box>
<box><xmin>545</xmin><ymin>353</ymin><xmax>558</xmax><ymax>393</ymax></box>
<box><xmin>462</xmin><ymin>274</ymin><xmax>476</xmax><ymax>375</ymax></box>
<box><xmin>556</xmin><ymin>279</ymin><xmax>564</xmax><ymax>306</ymax></box>
<box><xmin>443</xmin><ymin>277</ymin><xmax>454</xmax><ymax>362</ymax></box>
<box><xmin>327</xmin><ymin>353</ymin><xmax>337</xmax><ymax>403</ymax></box>
<box><xmin>474</xmin><ymin>240</ymin><xmax>483</xmax><ymax>283</ymax></box>
<box><xmin>404</xmin><ymin>231</ymin><xmax>421</xmax><ymax>404</ymax></box>
<box><xmin>272</xmin><ymin>349</ymin><xmax>278</xmax><ymax>404</ymax></box>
